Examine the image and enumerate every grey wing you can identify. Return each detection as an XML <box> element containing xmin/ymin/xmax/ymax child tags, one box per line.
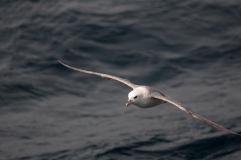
<box><xmin>58</xmin><ymin>60</ymin><xmax>138</xmax><ymax>89</ymax></box>
<box><xmin>151</xmin><ymin>91</ymin><xmax>241</xmax><ymax>136</ymax></box>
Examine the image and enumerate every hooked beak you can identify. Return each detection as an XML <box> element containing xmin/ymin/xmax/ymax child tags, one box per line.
<box><xmin>126</xmin><ymin>99</ymin><xmax>132</xmax><ymax>107</ymax></box>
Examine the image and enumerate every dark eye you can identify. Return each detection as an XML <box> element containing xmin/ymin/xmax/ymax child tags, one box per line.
<box><xmin>134</xmin><ymin>96</ymin><xmax>138</xmax><ymax>99</ymax></box>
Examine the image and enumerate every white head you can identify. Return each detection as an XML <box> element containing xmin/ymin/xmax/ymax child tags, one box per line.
<box><xmin>126</xmin><ymin>87</ymin><xmax>148</xmax><ymax>107</ymax></box>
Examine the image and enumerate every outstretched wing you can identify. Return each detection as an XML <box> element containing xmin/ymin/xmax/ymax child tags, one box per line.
<box><xmin>58</xmin><ymin>60</ymin><xmax>138</xmax><ymax>89</ymax></box>
<box><xmin>151</xmin><ymin>91</ymin><xmax>241</xmax><ymax>136</ymax></box>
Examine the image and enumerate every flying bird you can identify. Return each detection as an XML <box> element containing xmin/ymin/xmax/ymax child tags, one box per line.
<box><xmin>58</xmin><ymin>60</ymin><xmax>240</xmax><ymax>136</ymax></box>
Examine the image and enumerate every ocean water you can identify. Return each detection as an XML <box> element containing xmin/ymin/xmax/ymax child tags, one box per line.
<box><xmin>0</xmin><ymin>0</ymin><xmax>241</xmax><ymax>159</ymax></box>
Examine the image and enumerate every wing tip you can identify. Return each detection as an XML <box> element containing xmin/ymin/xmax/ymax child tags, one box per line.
<box><xmin>57</xmin><ymin>60</ymin><xmax>64</xmax><ymax>65</ymax></box>
<box><xmin>58</xmin><ymin>60</ymin><xmax>69</xmax><ymax>68</ymax></box>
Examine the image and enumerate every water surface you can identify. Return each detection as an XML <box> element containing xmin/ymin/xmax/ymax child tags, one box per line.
<box><xmin>0</xmin><ymin>0</ymin><xmax>241</xmax><ymax>159</ymax></box>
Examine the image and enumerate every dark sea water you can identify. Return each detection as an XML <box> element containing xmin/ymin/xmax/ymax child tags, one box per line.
<box><xmin>1</xmin><ymin>0</ymin><xmax>241</xmax><ymax>159</ymax></box>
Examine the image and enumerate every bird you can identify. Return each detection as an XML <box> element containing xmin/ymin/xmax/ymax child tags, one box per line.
<box><xmin>58</xmin><ymin>60</ymin><xmax>241</xmax><ymax>136</ymax></box>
